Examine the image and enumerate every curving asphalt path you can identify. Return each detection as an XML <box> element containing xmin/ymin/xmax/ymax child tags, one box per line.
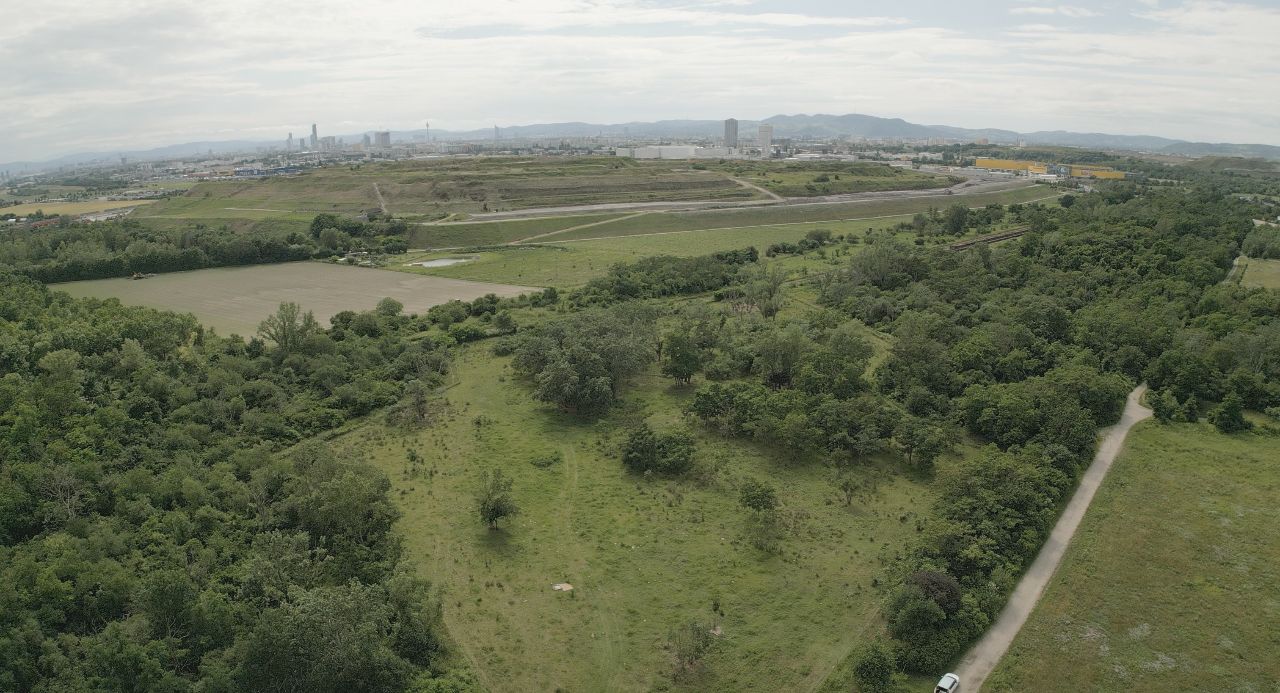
<box><xmin>953</xmin><ymin>384</ymin><xmax>1152</xmax><ymax>691</ymax></box>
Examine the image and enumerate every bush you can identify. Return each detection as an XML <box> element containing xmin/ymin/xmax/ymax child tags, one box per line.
<box><xmin>738</xmin><ymin>478</ymin><xmax>778</xmax><ymax>512</ymax></box>
<box><xmin>852</xmin><ymin>641</ymin><xmax>896</xmax><ymax>693</ymax></box>
<box><xmin>621</xmin><ymin>424</ymin><xmax>695</xmax><ymax>476</ymax></box>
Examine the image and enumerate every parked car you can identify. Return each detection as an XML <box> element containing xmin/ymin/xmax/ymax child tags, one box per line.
<box><xmin>934</xmin><ymin>673</ymin><xmax>961</xmax><ymax>693</ymax></box>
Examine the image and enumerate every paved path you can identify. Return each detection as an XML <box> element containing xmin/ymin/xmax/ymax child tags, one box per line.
<box><xmin>372</xmin><ymin>182</ymin><xmax>389</xmax><ymax>215</ymax></box>
<box><xmin>509</xmin><ymin>211</ymin><xmax>650</xmax><ymax>244</ymax></box>
<box><xmin>954</xmin><ymin>384</ymin><xmax>1152</xmax><ymax>691</ymax></box>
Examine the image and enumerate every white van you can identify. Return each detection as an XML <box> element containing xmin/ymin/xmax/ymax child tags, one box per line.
<box><xmin>934</xmin><ymin>673</ymin><xmax>961</xmax><ymax>693</ymax></box>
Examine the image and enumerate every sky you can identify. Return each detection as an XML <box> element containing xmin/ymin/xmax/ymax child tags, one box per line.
<box><xmin>2</xmin><ymin>0</ymin><xmax>1278</xmax><ymax>161</ymax></box>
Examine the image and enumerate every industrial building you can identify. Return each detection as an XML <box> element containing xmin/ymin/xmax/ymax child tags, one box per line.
<box><xmin>975</xmin><ymin>158</ymin><xmax>1126</xmax><ymax>180</ymax></box>
<box><xmin>614</xmin><ymin>145</ymin><xmax>738</xmax><ymax>160</ymax></box>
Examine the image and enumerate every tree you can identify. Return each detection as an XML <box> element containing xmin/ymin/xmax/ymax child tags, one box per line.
<box><xmin>493</xmin><ymin>311</ymin><xmax>517</xmax><ymax>334</ymax></box>
<box><xmin>852</xmin><ymin>641</ymin><xmax>896</xmax><ymax>693</ymax></box>
<box><xmin>475</xmin><ymin>468</ymin><xmax>518</xmax><ymax>529</ymax></box>
<box><xmin>621</xmin><ymin>424</ymin><xmax>696</xmax><ymax>475</ymax></box>
<box><xmin>895</xmin><ymin>417</ymin><xmax>952</xmax><ymax>469</ymax></box>
<box><xmin>943</xmin><ymin>204</ymin><xmax>969</xmax><ymax>235</ymax></box>
<box><xmin>662</xmin><ymin>332</ymin><xmax>703</xmax><ymax>384</ymax></box>
<box><xmin>258</xmin><ymin>302</ymin><xmax>320</xmax><ymax>353</ymax></box>
<box><xmin>376</xmin><ymin>297</ymin><xmax>404</xmax><ymax>317</ymax></box>
<box><xmin>1150</xmin><ymin>388</ymin><xmax>1179</xmax><ymax>424</ymax></box>
<box><xmin>668</xmin><ymin>620</ymin><xmax>715</xmax><ymax>680</ymax></box>
<box><xmin>738</xmin><ymin>479</ymin><xmax>778</xmax><ymax>513</ymax></box>
<box><xmin>1212</xmin><ymin>391</ymin><xmax>1252</xmax><ymax>433</ymax></box>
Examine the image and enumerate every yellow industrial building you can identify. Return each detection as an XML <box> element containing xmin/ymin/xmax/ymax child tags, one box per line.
<box><xmin>975</xmin><ymin>158</ymin><xmax>1126</xmax><ymax>180</ymax></box>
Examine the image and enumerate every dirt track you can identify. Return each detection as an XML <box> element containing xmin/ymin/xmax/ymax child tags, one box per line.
<box><xmin>953</xmin><ymin>384</ymin><xmax>1153</xmax><ymax>691</ymax></box>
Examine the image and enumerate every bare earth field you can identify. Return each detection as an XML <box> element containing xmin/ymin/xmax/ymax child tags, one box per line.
<box><xmin>52</xmin><ymin>262</ymin><xmax>535</xmax><ymax>335</ymax></box>
<box><xmin>5</xmin><ymin>199</ymin><xmax>156</xmax><ymax>216</ymax></box>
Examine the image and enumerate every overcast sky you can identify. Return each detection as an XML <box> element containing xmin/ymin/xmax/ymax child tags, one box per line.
<box><xmin>3</xmin><ymin>0</ymin><xmax>1278</xmax><ymax>161</ymax></box>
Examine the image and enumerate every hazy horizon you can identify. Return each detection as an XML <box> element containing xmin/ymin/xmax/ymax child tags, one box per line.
<box><xmin>4</xmin><ymin>0</ymin><xmax>1279</xmax><ymax>161</ymax></box>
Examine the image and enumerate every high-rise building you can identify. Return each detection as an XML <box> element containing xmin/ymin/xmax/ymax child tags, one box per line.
<box><xmin>374</xmin><ymin>131</ymin><xmax>392</xmax><ymax>147</ymax></box>
<box><xmin>724</xmin><ymin>118</ymin><xmax>738</xmax><ymax>148</ymax></box>
<box><xmin>362</xmin><ymin>133</ymin><xmax>372</xmax><ymax>148</ymax></box>
<box><xmin>758</xmin><ymin>124</ymin><xmax>773</xmax><ymax>156</ymax></box>
<box><xmin>310</xmin><ymin>124</ymin><xmax>318</xmax><ymax>149</ymax></box>
<box><xmin>494</xmin><ymin>125</ymin><xmax>500</xmax><ymax>141</ymax></box>
<box><xmin>286</xmin><ymin>132</ymin><xmax>293</xmax><ymax>150</ymax></box>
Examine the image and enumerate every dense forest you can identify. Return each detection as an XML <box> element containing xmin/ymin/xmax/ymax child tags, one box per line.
<box><xmin>0</xmin><ymin>275</ymin><xmax>491</xmax><ymax>692</ymax></box>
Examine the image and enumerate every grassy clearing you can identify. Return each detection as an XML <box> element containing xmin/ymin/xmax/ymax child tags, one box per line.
<box><xmin>987</xmin><ymin>421</ymin><xmax>1280</xmax><ymax>692</ymax></box>
<box><xmin>337</xmin><ymin>345</ymin><xmax>934</xmax><ymax>692</ymax></box>
<box><xmin>4</xmin><ymin>199</ymin><xmax>157</xmax><ymax>216</ymax></box>
<box><xmin>1237</xmin><ymin>256</ymin><xmax>1280</xmax><ymax>289</ymax></box>
<box><xmin>396</xmin><ymin>219</ymin><xmax>912</xmax><ymax>287</ymax></box>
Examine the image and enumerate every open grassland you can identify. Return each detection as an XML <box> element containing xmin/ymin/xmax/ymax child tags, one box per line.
<box><xmin>139</xmin><ymin>175</ymin><xmax>379</xmax><ymax>218</ymax></box>
<box><xmin>143</xmin><ymin>158</ymin><xmax>766</xmax><ymax>221</ymax></box>
<box><xmin>1237</xmin><ymin>256</ymin><xmax>1280</xmax><ymax>289</ymax></box>
<box><xmin>337</xmin><ymin>346</ymin><xmax>933</xmax><ymax>692</ymax></box>
<box><xmin>4</xmin><ymin>199</ymin><xmax>156</xmax><ymax>216</ymax></box>
<box><xmin>514</xmin><ymin>185</ymin><xmax>1055</xmax><ymax>243</ymax></box>
<box><xmin>133</xmin><ymin>158</ymin><xmax>1027</xmax><ymax>231</ymax></box>
<box><xmin>397</xmin><ymin>219</ymin><xmax>908</xmax><ymax>287</ymax></box>
<box><xmin>52</xmin><ymin>262</ymin><xmax>535</xmax><ymax>335</ymax></box>
<box><xmin>404</xmin><ymin>184</ymin><xmax>1055</xmax><ymax>250</ymax></box>
<box><xmin>408</xmin><ymin>213</ymin><xmax>629</xmax><ymax>248</ymax></box>
<box><xmin>987</xmin><ymin>422</ymin><xmax>1280</xmax><ymax>692</ymax></box>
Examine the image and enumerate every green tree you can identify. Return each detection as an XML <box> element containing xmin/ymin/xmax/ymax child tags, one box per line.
<box><xmin>1212</xmin><ymin>391</ymin><xmax>1252</xmax><ymax>433</ymax></box>
<box><xmin>739</xmin><ymin>479</ymin><xmax>778</xmax><ymax>513</ymax></box>
<box><xmin>662</xmin><ymin>331</ymin><xmax>703</xmax><ymax>384</ymax></box>
<box><xmin>852</xmin><ymin>640</ymin><xmax>896</xmax><ymax>693</ymax></box>
<box><xmin>258</xmin><ymin>302</ymin><xmax>321</xmax><ymax>353</ymax></box>
<box><xmin>376</xmin><ymin>297</ymin><xmax>404</xmax><ymax>317</ymax></box>
<box><xmin>476</xmin><ymin>468</ymin><xmax>518</xmax><ymax>529</ymax></box>
<box><xmin>1150</xmin><ymin>388</ymin><xmax>1179</xmax><ymax>424</ymax></box>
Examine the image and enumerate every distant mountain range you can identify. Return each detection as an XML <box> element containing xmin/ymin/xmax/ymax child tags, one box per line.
<box><xmin>5</xmin><ymin>113</ymin><xmax>1279</xmax><ymax>174</ymax></box>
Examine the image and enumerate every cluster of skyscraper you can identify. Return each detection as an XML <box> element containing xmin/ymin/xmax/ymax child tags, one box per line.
<box><xmin>284</xmin><ymin>124</ymin><xmax>392</xmax><ymax>152</ymax></box>
<box><xmin>724</xmin><ymin>118</ymin><xmax>772</xmax><ymax>154</ymax></box>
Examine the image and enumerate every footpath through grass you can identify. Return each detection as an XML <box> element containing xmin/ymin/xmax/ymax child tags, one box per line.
<box><xmin>334</xmin><ymin>347</ymin><xmax>935</xmax><ymax>692</ymax></box>
<box><xmin>987</xmin><ymin>421</ymin><xmax>1280</xmax><ymax>692</ymax></box>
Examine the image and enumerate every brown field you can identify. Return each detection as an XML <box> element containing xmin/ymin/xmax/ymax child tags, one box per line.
<box><xmin>4</xmin><ymin>199</ymin><xmax>156</xmax><ymax>216</ymax></box>
<box><xmin>52</xmin><ymin>262</ymin><xmax>536</xmax><ymax>335</ymax></box>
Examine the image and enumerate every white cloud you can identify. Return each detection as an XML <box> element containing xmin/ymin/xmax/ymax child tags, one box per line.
<box><xmin>1010</xmin><ymin>5</ymin><xmax>1100</xmax><ymax>17</ymax></box>
<box><xmin>1</xmin><ymin>0</ymin><xmax>1278</xmax><ymax>161</ymax></box>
